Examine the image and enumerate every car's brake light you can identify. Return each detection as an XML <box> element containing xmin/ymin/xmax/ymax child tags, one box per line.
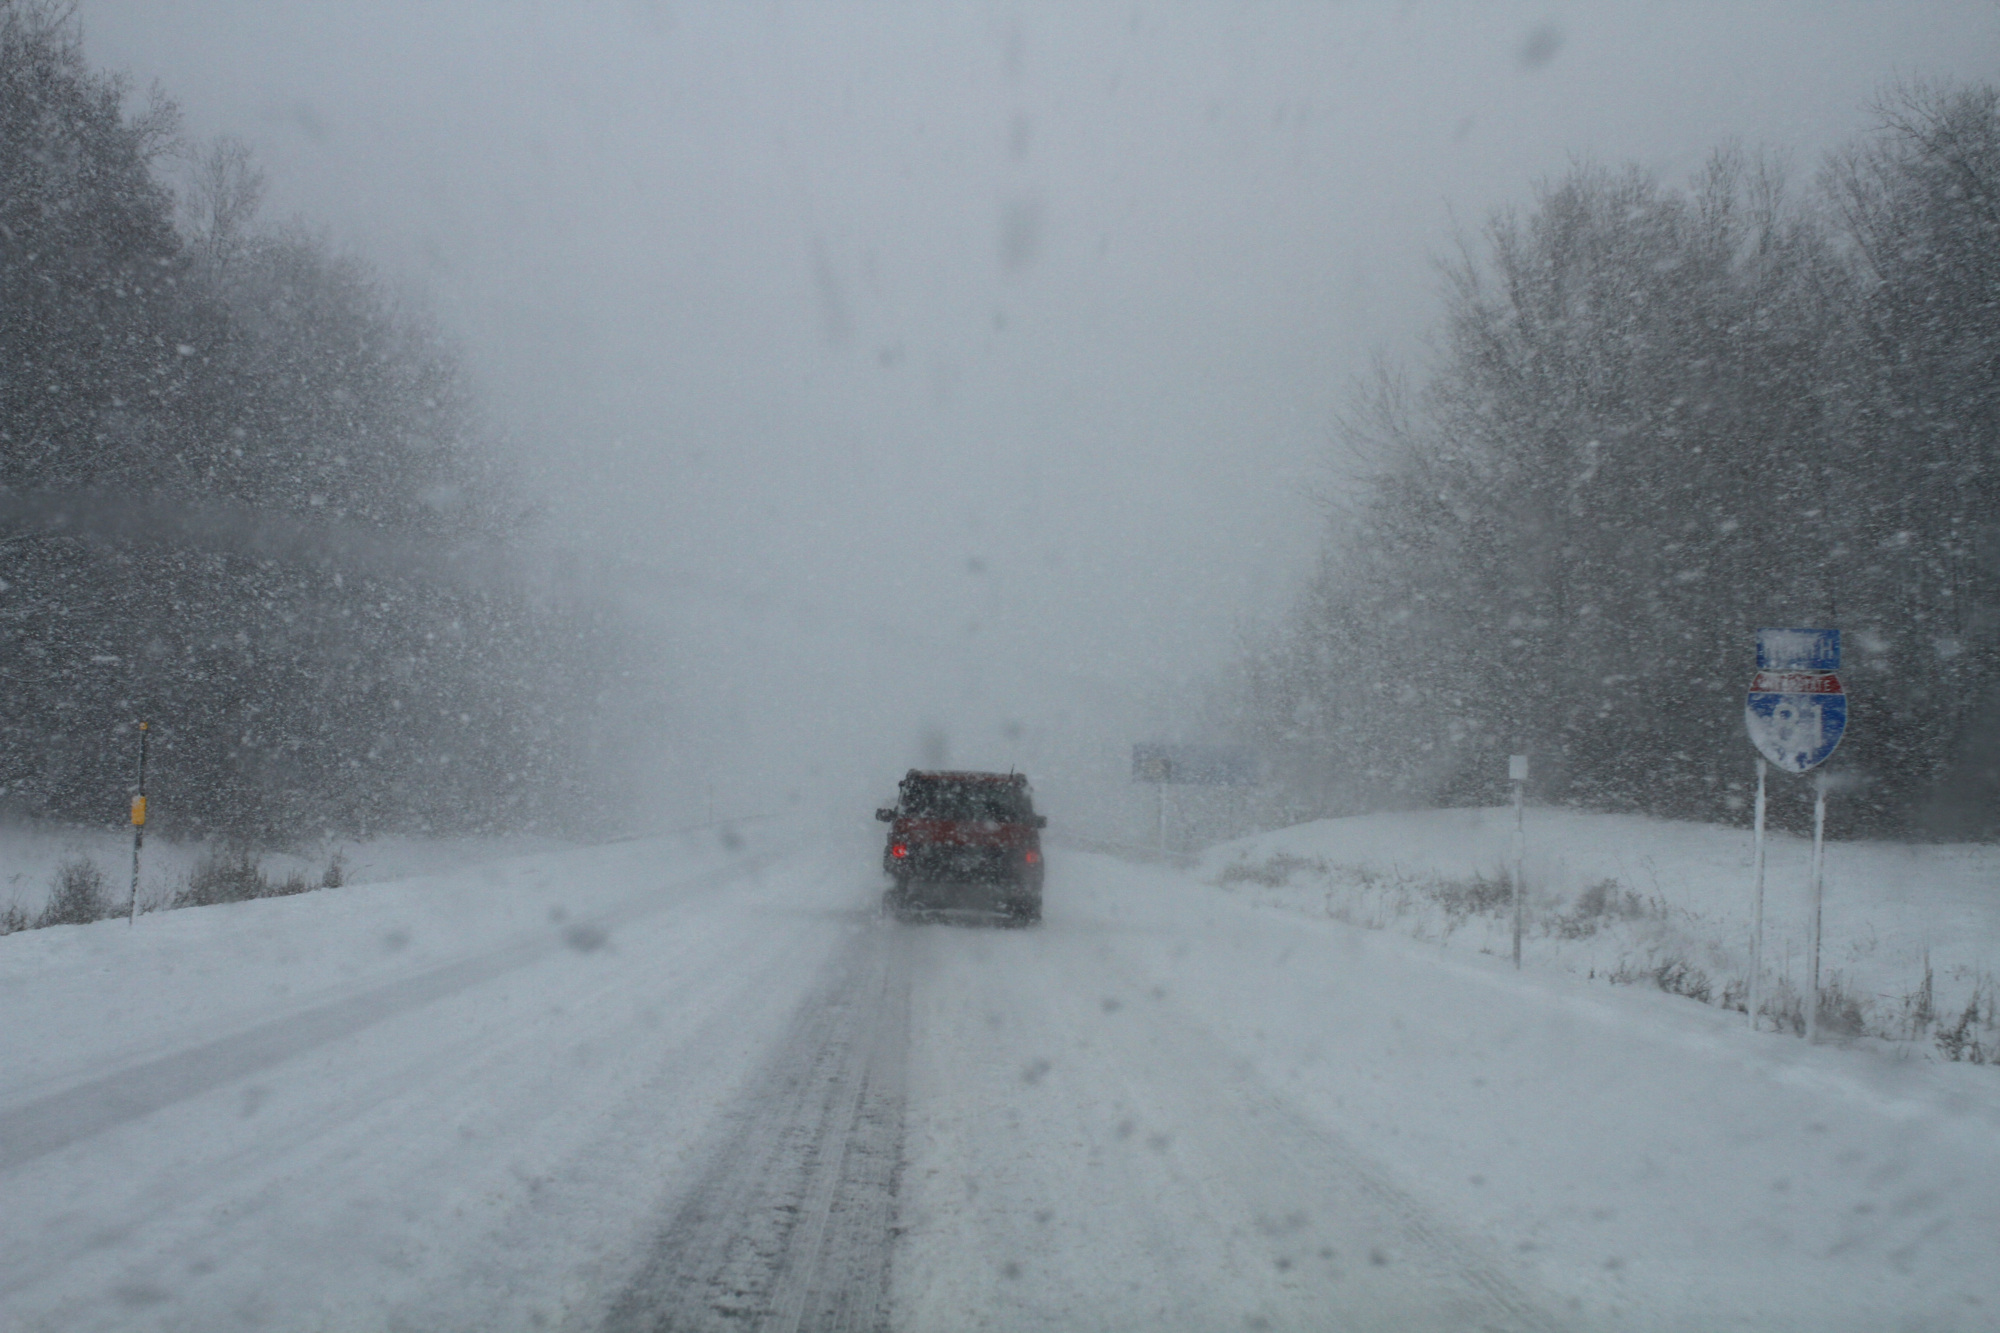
<box><xmin>1023</xmin><ymin>849</ymin><xmax>1040</xmax><ymax>864</ymax></box>
<box><xmin>891</xmin><ymin>842</ymin><xmax>909</xmax><ymax>858</ymax></box>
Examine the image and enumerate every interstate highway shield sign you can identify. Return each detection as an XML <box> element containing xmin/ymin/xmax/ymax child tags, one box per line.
<box><xmin>1745</xmin><ymin>628</ymin><xmax>1846</xmax><ymax>773</ymax></box>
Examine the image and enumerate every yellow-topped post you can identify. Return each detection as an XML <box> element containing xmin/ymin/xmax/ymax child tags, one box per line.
<box><xmin>127</xmin><ymin>721</ymin><xmax>150</xmax><ymax>925</ymax></box>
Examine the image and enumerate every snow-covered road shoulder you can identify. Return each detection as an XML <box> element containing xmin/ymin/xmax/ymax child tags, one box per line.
<box><xmin>0</xmin><ymin>828</ymin><xmax>867</xmax><ymax>1332</ymax></box>
<box><xmin>1203</xmin><ymin>807</ymin><xmax>2000</xmax><ymax>1059</ymax></box>
<box><xmin>1</xmin><ymin>833</ymin><xmax>750</xmax><ymax>1105</ymax></box>
<box><xmin>1042</xmin><ymin>842</ymin><xmax>1999</xmax><ymax>1331</ymax></box>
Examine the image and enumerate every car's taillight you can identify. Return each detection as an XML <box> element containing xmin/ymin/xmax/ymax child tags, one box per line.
<box><xmin>1023</xmin><ymin>849</ymin><xmax>1040</xmax><ymax>865</ymax></box>
<box><xmin>891</xmin><ymin>842</ymin><xmax>909</xmax><ymax>859</ymax></box>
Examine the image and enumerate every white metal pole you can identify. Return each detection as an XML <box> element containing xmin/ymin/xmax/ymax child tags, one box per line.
<box><xmin>1748</xmin><ymin>757</ymin><xmax>1767</xmax><ymax>1029</ymax></box>
<box><xmin>1156</xmin><ymin>780</ymin><xmax>1166</xmax><ymax>854</ymax></box>
<box><xmin>1511</xmin><ymin>777</ymin><xmax>1525</xmax><ymax>970</ymax></box>
<box><xmin>1806</xmin><ymin>771</ymin><xmax>1827</xmax><ymax>1043</ymax></box>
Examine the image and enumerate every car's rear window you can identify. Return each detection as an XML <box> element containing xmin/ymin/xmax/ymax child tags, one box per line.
<box><xmin>900</xmin><ymin>780</ymin><xmax>1032</xmax><ymax>822</ymax></box>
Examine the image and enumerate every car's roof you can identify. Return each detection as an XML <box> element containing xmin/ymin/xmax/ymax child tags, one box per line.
<box><xmin>903</xmin><ymin>769</ymin><xmax>1027</xmax><ymax>785</ymax></box>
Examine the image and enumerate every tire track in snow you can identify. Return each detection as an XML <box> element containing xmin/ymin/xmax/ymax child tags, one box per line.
<box><xmin>890</xmin><ymin>902</ymin><xmax>1575</xmax><ymax>1332</ymax></box>
<box><xmin>0</xmin><ymin>854</ymin><xmax>778</xmax><ymax>1174</ymax></box>
<box><xmin>602</xmin><ymin>915</ymin><xmax>909</xmax><ymax>1333</ymax></box>
<box><xmin>1078</xmin><ymin>935</ymin><xmax>1576</xmax><ymax>1333</ymax></box>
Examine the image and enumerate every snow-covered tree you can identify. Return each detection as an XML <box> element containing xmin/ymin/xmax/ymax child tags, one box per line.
<box><xmin>0</xmin><ymin>2</ymin><xmax>625</xmax><ymax>841</ymax></box>
<box><xmin>1241</xmin><ymin>95</ymin><xmax>2000</xmax><ymax>836</ymax></box>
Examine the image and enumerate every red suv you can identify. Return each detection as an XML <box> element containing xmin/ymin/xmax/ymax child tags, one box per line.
<box><xmin>876</xmin><ymin>770</ymin><xmax>1046</xmax><ymax>925</ymax></box>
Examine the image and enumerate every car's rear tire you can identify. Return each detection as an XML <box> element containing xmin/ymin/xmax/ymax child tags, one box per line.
<box><xmin>883</xmin><ymin>878</ymin><xmax>913</xmax><ymax>919</ymax></box>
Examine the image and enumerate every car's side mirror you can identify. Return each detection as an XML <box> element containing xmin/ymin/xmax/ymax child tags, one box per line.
<box><xmin>875</xmin><ymin>808</ymin><xmax>896</xmax><ymax>822</ymax></box>
<box><xmin>1033</xmin><ymin>815</ymin><xmax>1048</xmax><ymax>829</ymax></box>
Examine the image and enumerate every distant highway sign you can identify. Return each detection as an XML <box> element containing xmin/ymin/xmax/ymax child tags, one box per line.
<box><xmin>1131</xmin><ymin>744</ymin><xmax>1257</xmax><ymax>786</ymax></box>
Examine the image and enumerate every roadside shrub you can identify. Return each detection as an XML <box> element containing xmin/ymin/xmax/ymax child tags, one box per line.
<box><xmin>1900</xmin><ymin>954</ymin><xmax>1935</xmax><ymax>1039</ymax></box>
<box><xmin>1814</xmin><ymin>972</ymin><xmax>1869</xmax><ymax>1040</ymax></box>
<box><xmin>1219</xmin><ymin>852</ymin><xmax>1327</xmax><ymax>888</ymax></box>
<box><xmin>174</xmin><ymin>846</ymin><xmax>272</xmax><ymax>907</ymax></box>
<box><xmin>171</xmin><ymin>845</ymin><xmax>350</xmax><ymax>908</ymax></box>
<box><xmin>38</xmin><ymin>857</ymin><xmax>110</xmax><ymax>926</ymax></box>
<box><xmin>1760</xmin><ymin>976</ymin><xmax>1807</xmax><ymax>1035</ymax></box>
<box><xmin>0</xmin><ymin>841</ymin><xmax>351</xmax><ymax>934</ymax></box>
<box><xmin>1656</xmin><ymin>957</ymin><xmax>1713</xmax><ymax>1005</ymax></box>
<box><xmin>1664</xmin><ymin>956</ymin><xmax>1712</xmax><ymax>996</ymax></box>
<box><xmin>1556</xmin><ymin>879</ymin><xmax>1656</xmax><ymax>939</ymax></box>
<box><xmin>1938</xmin><ymin>991</ymin><xmax>1989</xmax><ymax>1064</ymax></box>
<box><xmin>1610</xmin><ymin>950</ymin><xmax>1714</xmax><ymax>1005</ymax></box>
<box><xmin>1432</xmin><ymin>871</ymin><xmax>1512</xmax><ymax>921</ymax></box>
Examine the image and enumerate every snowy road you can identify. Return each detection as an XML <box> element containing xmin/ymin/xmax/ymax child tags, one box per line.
<box><xmin>604</xmin><ymin>916</ymin><xmax>909</xmax><ymax>1332</ymax></box>
<box><xmin>3</xmin><ymin>831</ymin><xmax>1995</xmax><ymax>1330</ymax></box>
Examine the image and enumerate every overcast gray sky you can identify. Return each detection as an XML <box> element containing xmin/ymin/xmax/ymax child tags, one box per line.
<box><xmin>79</xmin><ymin>1</ymin><xmax>2000</xmax><ymax>829</ymax></box>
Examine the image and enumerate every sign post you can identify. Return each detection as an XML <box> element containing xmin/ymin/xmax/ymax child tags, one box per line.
<box><xmin>1131</xmin><ymin>743</ymin><xmax>1257</xmax><ymax>855</ymax></box>
<box><xmin>1744</xmin><ymin>629</ymin><xmax>1845</xmax><ymax>1040</ymax></box>
<box><xmin>1808</xmin><ymin>770</ymin><xmax>1828</xmax><ymax>1042</ymax></box>
<box><xmin>1133</xmin><ymin>746</ymin><xmax>1170</xmax><ymax>851</ymax></box>
<box><xmin>1508</xmin><ymin>754</ymin><xmax>1528</xmax><ymax>969</ymax></box>
<box><xmin>1748</xmin><ymin>757</ymin><xmax>1768</xmax><ymax>1030</ymax></box>
<box><xmin>127</xmin><ymin>720</ymin><xmax>150</xmax><ymax>926</ymax></box>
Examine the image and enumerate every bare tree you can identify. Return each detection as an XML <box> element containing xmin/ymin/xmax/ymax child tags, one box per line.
<box><xmin>179</xmin><ymin>135</ymin><xmax>266</xmax><ymax>274</ymax></box>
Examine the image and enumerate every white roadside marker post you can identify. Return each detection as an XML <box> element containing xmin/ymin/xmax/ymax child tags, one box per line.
<box><xmin>1509</xmin><ymin>754</ymin><xmax>1528</xmax><ymax>970</ymax></box>
<box><xmin>1748</xmin><ymin>757</ymin><xmax>1768</xmax><ymax>1030</ymax></box>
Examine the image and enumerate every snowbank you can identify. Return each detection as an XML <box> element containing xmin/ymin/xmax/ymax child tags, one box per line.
<box><xmin>0</xmin><ymin>817</ymin><xmax>572</xmax><ymax>928</ymax></box>
<box><xmin>1202</xmin><ymin>807</ymin><xmax>1999</xmax><ymax>1061</ymax></box>
<box><xmin>0</xmin><ymin>826</ymin><xmax>760</xmax><ymax>1105</ymax></box>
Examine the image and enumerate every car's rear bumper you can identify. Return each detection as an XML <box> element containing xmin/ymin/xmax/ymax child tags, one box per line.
<box><xmin>886</xmin><ymin>846</ymin><xmax>1039</xmax><ymax>885</ymax></box>
<box><xmin>896</xmin><ymin>876</ymin><xmax>1038</xmax><ymax>906</ymax></box>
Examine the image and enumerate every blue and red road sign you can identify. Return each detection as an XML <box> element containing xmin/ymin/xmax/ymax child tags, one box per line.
<box><xmin>1745</xmin><ymin>629</ymin><xmax>1846</xmax><ymax>773</ymax></box>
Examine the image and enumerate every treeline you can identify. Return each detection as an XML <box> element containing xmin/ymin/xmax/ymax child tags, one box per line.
<box><xmin>1235</xmin><ymin>83</ymin><xmax>2000</xmax><ymax>837</ymax></box>
<box><xmin>0</xmin><ymin>2</ymin><xmax>623</xmax><ymax>841</ymax></box>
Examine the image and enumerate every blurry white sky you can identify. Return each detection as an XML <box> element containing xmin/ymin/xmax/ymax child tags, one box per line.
<box><xmin>80</xmin><ymin>1</ymin><xmax>2000</xmax><ymax>827</ymax></box>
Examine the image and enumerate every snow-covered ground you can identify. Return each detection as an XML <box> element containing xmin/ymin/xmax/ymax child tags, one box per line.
<box><xmin>1205</xmin><ymin>807</ymin><xmax>2000</xmax><ymax>1058</ymax></box>
<box><xmin>2</xmin><ymin>820</ymin><xmax>1996</xmax><ymax>1330</ymax></box>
